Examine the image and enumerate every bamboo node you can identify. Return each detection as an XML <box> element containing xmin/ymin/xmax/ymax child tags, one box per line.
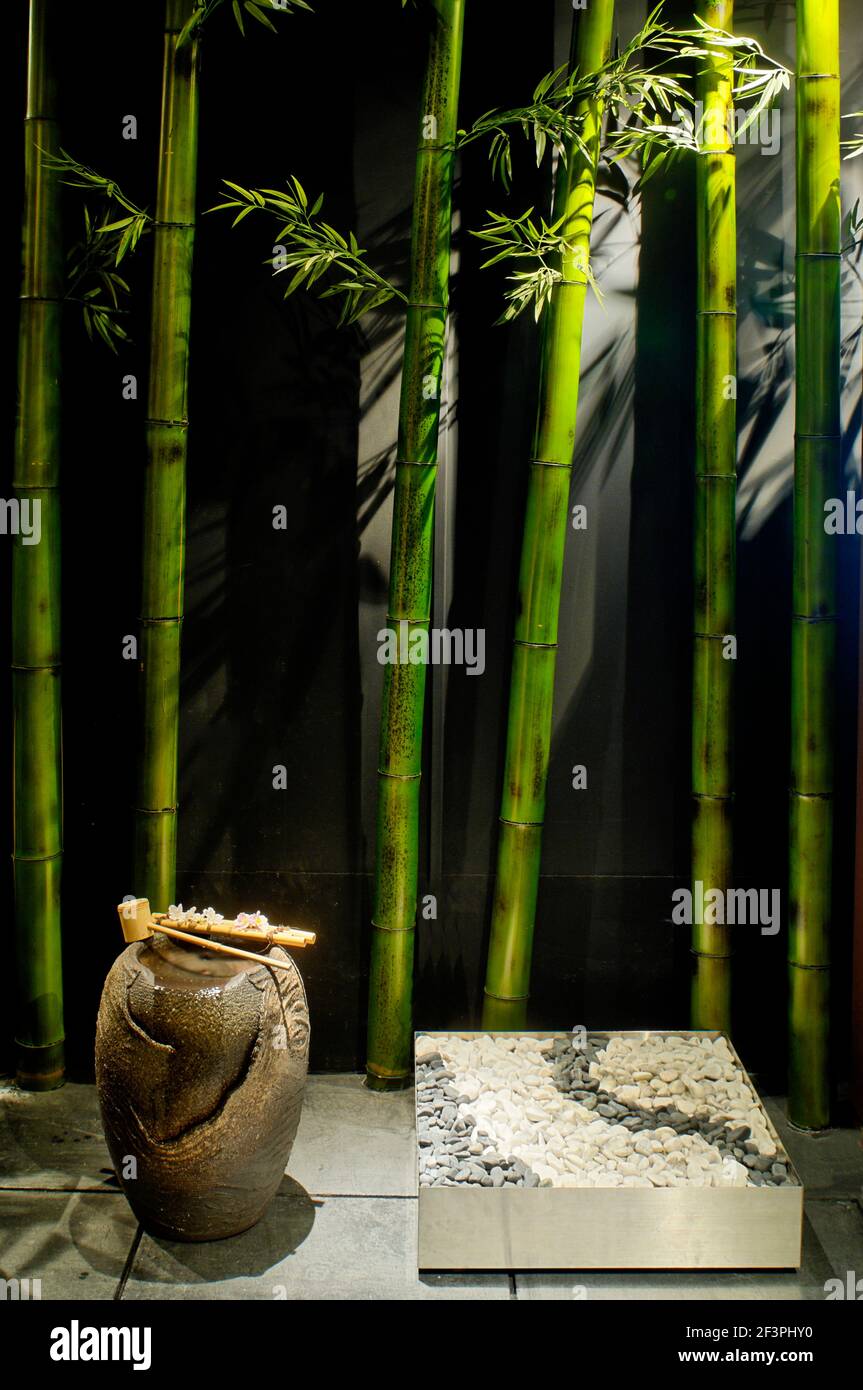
<box><xmin>370</xmin><ymin>919</ymin><xmax>416</xmax><ymax>935</ymax></box>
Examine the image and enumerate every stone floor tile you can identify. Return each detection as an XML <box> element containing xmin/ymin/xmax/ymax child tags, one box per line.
<box><xmin>288</xmin><ymin>1074</ymin><xmax>417</xmax><ymax>1197</ymax></box>
<box><xmin>0</xmin><ymin>1191</ymin><xmax>138</xmax><ymax>1300</ymax></box>
<box><xmin>0</xmin><ymin>1082</ymin><xmax>114</xmax><ymax>1191</ymax></box>
<box><xmin>122</xmin><ymin>1188</ymin><xmax>509</xmax><ymax>1300</ymax></box>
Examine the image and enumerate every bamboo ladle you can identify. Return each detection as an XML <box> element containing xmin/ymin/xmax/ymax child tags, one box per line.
<box><xmin>117</xmin><ymin>898</ymin><xmax>315</xmax><ymax>973</ymax></box>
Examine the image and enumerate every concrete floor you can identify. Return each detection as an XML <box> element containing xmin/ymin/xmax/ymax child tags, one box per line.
<box><xmin>1</xmin><ymin>1075</ymin><xmax>861</xmax><ymax>1300</ymax></box>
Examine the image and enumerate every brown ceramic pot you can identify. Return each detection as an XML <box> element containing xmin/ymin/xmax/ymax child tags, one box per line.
<box><xmin>95</xmin><ymin>932</ymin><xmax>309</xmax><ymax>1241</ymax></box>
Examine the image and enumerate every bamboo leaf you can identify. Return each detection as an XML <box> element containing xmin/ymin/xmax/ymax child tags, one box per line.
<box><xmin>245</xmin><ymin>1</ymin><xmax>277</xmax><ymax>31</ymax></box>
<box><xmin>95</xmin><ymin>215</ymin><xmax>135</xmax><ymax>234</ymax></box>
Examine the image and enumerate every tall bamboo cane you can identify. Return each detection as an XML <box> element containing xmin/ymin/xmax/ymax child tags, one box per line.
<box><xmin>481</xmin><ymin>0</ymin><xmax>615</xmax><ymax>1030</ymax></box>
<box><xmin>691</xmin><ymin>0</ymin><xmax>736</xmax><ymax>1032</ymax></box>
<box><xmin>789</xmin><ymin>0</ymin><xmax>840</xmax><ymax>1129</ymax></box>
<box><xmin>13</xmin><ymin>0</ymin><xmax>64</xmax><ymax>1091</ymax></box>
<box><xmin>134</xmin><ymin>0</ymin><xmax>200</xmax><ymax>911</ymax></box>
<box><xmin>366</xmin><ymin>0</ymin><xmax>466</xmax><ymax>1089</ymax></box>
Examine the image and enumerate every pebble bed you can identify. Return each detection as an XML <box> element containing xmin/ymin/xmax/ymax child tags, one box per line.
<box><xmin>416</xmin><ymin>1033</ymin><xmax>798</xmax><ymax>1190</ymax></box>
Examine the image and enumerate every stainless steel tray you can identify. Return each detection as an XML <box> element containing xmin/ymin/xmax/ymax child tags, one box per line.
<box><xmin>415</xmin><ymin>1030</ymin><xmax>803</xmax><ymax>1271</ymax></box>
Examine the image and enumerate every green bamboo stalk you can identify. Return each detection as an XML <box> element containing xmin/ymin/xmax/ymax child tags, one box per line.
<box><xmin>366</xmin><ymin>0</ymin><xmax>465</xmax><ymax>1089</ymax></box>
<box><xmin>691</xmin><ymin>0</ymin><xmax>736</xmax><ymax>1032</ymax></box>
<box><xmin>481</xmin><ymin>0</ymin><xmax>615</xmax><ymax>1030</ymax></box>
<box><xmin>789</xmin><ymin>0</ymin><xmax>840</xmax><ymax>1129</ymax></box>
<box><xmin>13</xmin><ymin>0</ymin><xmax>64</xmax><ymax>1091</ymax></box>
<box><xmin>134</xmin><ymin>0</ymin><xmax>200</xmax><ymax>911</ymax></box>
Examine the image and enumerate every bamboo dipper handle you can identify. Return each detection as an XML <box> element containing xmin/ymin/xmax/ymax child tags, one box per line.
<box><xmin>152</xmin><ymin>921</ymin><xmax>296</xmax><ymax>972</ymax></box>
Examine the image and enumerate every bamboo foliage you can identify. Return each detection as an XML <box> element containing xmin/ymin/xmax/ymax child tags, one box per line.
<box><xmin>482</xmin><ymin>0</ymin><xmax>615</xmax><ymax>1030</ymax></box>
<box><xmin>13</xmin><ymin>0</ymin><xmax>65</xmax><ymax>1091</ymax></box>
<box><xmin>789</xmin><ymin>0</ymin><xmax>840</xmax><ymax>1129</ymax></box>
<box><xmin>134</xmin><ymin>0</ymin><xmax>201</xmax><ymax>911</ymax></box>
<box><xmin>691</xmin><ymin>0</ymin><xmax>736</xmax><ymax>1032</ymax></box>
<box><xmin>366</xmin><ymin>0</ymin><xmax>466</xmax><ymax>1089</ymax></box>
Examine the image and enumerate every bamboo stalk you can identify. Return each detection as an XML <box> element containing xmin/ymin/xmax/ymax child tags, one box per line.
<box><xmin>481</xmin><ymin>1</ymin><xmax>615</xmax><ymax>1030</ymax></box>
<box><xmin>13</xmin><ymin>0</ymin><xmax>65</xmax><ymax>1091</ymax></box>
<box><xmin>134</xmin><ymin>0</ymin><xmax>200</xmax><ymax>911</ymax></box>
<box><xmin>691</xmin><ymin>0</ymin><xmax>736</xmax><ymax>1032</ymax></box>
<box><xmin>366</xmin><ymin>0</ymin><xmax>466</xmax><ymax>1089</ymax></box>
<box><xmin>789</xmin><ymin>0</ymin><xmax>840</xmax><ymax>1129</ymax></box>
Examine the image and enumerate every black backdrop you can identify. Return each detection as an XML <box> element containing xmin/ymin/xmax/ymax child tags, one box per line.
<box><xmin>2</xmin><ymin>0</ymin><xmax>859</xmax><ymax>1095</ymax></box>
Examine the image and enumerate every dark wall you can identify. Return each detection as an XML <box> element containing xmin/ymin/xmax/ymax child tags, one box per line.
<box><xmin>3</xmin><ymin>1</ymin><xmax>860</xmax><ymax>1093</ymax></box>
